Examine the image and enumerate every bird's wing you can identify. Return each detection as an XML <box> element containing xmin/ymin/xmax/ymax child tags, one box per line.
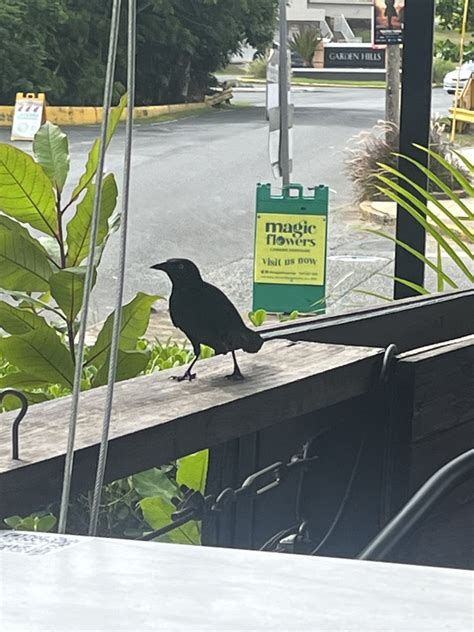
<box><xmin>170</xmin><ymin>282</ymin><xmax>262</xmax><ymax>355</ymax></box>
<box><xmin>199</xmin><ymin>282</ymin><xmax>245</xmax><ymax>330</ymax></box>
<box><xmin>196</xmin><ymin>283</ymin><xmax>262</xmax><ymax>353</ymax></box>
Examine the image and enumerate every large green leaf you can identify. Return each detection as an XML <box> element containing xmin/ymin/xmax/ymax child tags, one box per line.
<box><xmin>0</xmin><ymin>372</ymin><xmax>55</xmax><ymax>389</ymax></box>
<box><xmin>177</xmin><ymin>450</ymin><xmax>209</xmax><ymax>495</ymax></box>
<box><xmin>33</xmin><ymin>122</ymin><xmax>70</xmax><ymax>192</ymax></box>
<box><xmin>69</xmin><ymin>94</ymin><xmax>127</xmax><ymax>205</ymax></box>
<box><xmin>0</xmin><ymin>214</ymin><xmax>50</xmax><ymax>255</ymax></box>
<box><xmin>139</xmin><ymin>496</ymin><xmax>201</xmax><ymax>545</ymax></box>
<box><xmin>132</xmin><ymin>468</ymin><xmax>179</xmax><ymax>501</ymax></box>
<box><xmin>4</xmin><ymin>291</ymin><xmax>63</xmax><ymax>317</ymax></box>
<box><xmin>66</xmin><ymin>173</ymin><xmax>118</xmax><ymax>267</ymax></box>
<box><xmin>0</xmin><ymin>328</ymin><xmax>74</xmax><ymax>388</ymax></box>
<box><xmin>0</xmin><ymin>301</ymin><xmax>48</xmax><ymax>334</ymax></box>
<box><xmin>49</xmin><ymin>266</ymin><xmax>95</xmax><ymax>321</ymax></box>
<box><xmin>0</xmin><ymin>224</ymin><xmax>53</xmax><ymax>291</ymax></box>
<box><xmin>86</xmin><ymin>292</ymin><xmax>160</xmax><ymax>370</ymax></box>
<box><xmin>0</xmin><ymin>144</ymin><xmax>57</xmax><ymax>236</ymax></box>
<box><xmin>92</xmin><ymin>349</ymin><xmax>150</xmax><ymax>387</ymax></box>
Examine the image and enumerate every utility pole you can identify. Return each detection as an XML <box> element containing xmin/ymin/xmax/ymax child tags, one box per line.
<box><xmin>278</xmin><ymin>0</ymin><xmax>290</xmax><ymax>186</ymax></box>
<box><xmin>394</xmin><ymin>0</ymin><xmax>435</xmax><ymax>299</ymax></box>
<box><xmin>385</xmin><ymin>44</ymin><xmax>401</xmax><ymax>125</ymax></box>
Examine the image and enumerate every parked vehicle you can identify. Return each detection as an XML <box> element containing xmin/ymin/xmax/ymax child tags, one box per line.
<box><xmin>443</xmin><ymin>60</ymin><xmax>474</xmax><ymax>94</ymax></box>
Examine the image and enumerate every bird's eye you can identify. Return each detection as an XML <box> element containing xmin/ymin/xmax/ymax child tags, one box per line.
<box><xmin>178</xmin><ymin>263</ymin><xmax>184</xmax><ymax>270</ymax></box>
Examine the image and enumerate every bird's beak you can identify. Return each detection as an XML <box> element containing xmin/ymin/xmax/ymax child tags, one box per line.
<box><xmin>150</xmin><ymin>261</ymin><xmax>166</xmax><ymax>271</ymax></box>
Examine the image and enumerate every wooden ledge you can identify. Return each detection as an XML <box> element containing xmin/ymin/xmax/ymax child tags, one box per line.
<box><xmin>0</xmin><ymin>340</ymin><xmax>383</xmax><ymax>514</ymax></box>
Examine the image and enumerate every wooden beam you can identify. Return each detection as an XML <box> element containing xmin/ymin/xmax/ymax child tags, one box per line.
<box><xmin>375</xmin><ymin>334</ymin><xmax>474</xmax><ymax>521</ymax></box>
<box><xmin>0</xmin><ymin>340</ymin><xmax>383</xmax><ymax>516</ymax></box>
<box><xmin>262</xmin><ymin>290</ymin><xmax>474</xmax><ymax>352</ymax></box>
<box><xmin>399</xmin><ymin>334</ymin><xmax>474</xmax><ymax>442</ymax></box>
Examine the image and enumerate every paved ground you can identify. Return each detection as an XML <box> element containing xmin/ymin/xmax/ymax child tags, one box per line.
<box><xmin>1</xmin><ymin>87</ymin><xmax>467</xmax><ymax>328</ymax></box>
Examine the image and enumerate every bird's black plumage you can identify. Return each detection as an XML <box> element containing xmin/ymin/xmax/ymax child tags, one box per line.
<box><xmin>151</xmin><ymin>258</ymin><xmax>263</xmax><ymax>380</ymax></box>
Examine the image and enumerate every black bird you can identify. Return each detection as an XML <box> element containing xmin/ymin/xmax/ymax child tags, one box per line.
<box><xmin>151</xmin><ymin>259</ymin><xmax>263</xmax><ymax>381</ymax></box>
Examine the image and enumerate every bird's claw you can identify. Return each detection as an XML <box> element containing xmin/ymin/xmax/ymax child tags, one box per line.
<box><xmin>171</xmin><ymin>372</ymin><xmax>196</xmax><ymax>382</ymax></box>
<box><xmin>226</xmin><ymin>372</ymin><xmax>245</xmax><ymax>381</ymax></box>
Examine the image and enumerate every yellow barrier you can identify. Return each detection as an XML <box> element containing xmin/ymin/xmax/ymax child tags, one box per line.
<box><xmin>0</xmin><ymin>102</ymin><xmax>208</xmax><ymax>127</ymax></box>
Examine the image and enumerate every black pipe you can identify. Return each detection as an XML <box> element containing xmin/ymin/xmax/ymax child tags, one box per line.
<box><xmin>358</xmin><ymin>449</ymin><xmax>474</xmax><ymax>561</ymax></box>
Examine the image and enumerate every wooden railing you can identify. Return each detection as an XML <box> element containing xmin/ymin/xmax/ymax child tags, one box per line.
<box><xmin>1</xmin><ymin>290</ymin><xmax>473</xmax><ymax>567</ymax></box>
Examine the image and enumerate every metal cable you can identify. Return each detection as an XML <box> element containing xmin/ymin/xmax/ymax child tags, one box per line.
<box><xmin>88</xmin><ymin>0</ymin><xmax>136</xmax><ymax>536</ymax></box>
<box><xmin>58</xmin><ymin>0</ymin><xmax>123</xmax><ymax>534</ymax></box>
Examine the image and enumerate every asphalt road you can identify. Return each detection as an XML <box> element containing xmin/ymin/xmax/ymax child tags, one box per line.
<box><xmin>0</xmin><ymin>88</ymin><xmax>459</xmax><ymax>322</ymax></box>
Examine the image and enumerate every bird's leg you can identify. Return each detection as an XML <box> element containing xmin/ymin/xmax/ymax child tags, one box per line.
<box><xmin>226</xmin><ymin>351</ymin><xmax>244</xmax><ymax>381</ymax></box>
<box><xmin>172</xmin><ymin>345</ymin><xmax>200</xmax><ymax>382</ymax></box>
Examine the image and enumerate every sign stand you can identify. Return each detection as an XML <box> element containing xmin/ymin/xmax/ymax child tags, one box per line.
<box><xmin>253</xmin><ymin>183</ymin><xmax>329</xmax><ymax>314</ymax></box>
<box><xmin>11</xmin><ymin>92</ymin><xmax>46</xmax><ymax>141</ymax></box>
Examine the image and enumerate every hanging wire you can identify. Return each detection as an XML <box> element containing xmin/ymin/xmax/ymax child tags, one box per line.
<box><xmin>58</xmin><ymin>0</ymin><xmax>123</xmax><ymax>534</ymax></box>
<box><xmin>88</xmin><ymin>0</ymin><xmax>137</xmax><ymax>536</ymax></box>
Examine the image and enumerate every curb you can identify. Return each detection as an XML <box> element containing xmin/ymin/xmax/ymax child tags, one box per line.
<box><xmin>360</xmin><ymin>200</ymin><xmax>395</xmax><ymax>226</ymax></box>
<box><xmin>0</xmin><ymin>102</ymin><xmax>207</xmax><ymax>127</ymax></box>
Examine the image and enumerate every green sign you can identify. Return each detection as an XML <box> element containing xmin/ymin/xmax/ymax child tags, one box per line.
<box><xmin>253</xmin><ymin>183</ymin><xmax>329</xmax><ymax>314</ymax></box>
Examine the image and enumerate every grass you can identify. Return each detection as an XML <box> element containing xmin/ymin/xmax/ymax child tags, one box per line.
<box><xmin>450</xmin><ymin>131</ymin><xmax>474</xmax><ymax>147</ymax></box>
<box><xmin>216</xmin><ymin>64</ymin><xmax>248</xmax><ymax>76</ymax></box>
<box><xmin>245</xmin><ymin>76</ymin><xmax>385</xmax><ymax>88</ymax></box>
<box><xmin>136</xmin><ymin>108</ymin><xmax>210</xmax><ymax>125</ymax></box>
<box><xmin>289</xmin><ymin>77</ymin><xmax>385</xmax><ymax>88</ymax></box>
<box><xmin>435</xmin><ymin>29</ymin><xmax>474</xmax><ymax>45</ymax></box>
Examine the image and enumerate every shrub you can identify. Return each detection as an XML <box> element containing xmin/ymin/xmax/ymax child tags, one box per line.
<box><xmin>345</xmin><ymin>119</ymin><xmax>467</xmax><ymax>204</ymax></box>
<box><xmin>435</xmin><ymin>39</ymin><xmax>474</xmax><ymax>62</ymax></box>
<box><xmin>246</xmin><ymin>57</ymin><xmax>268</xmax><ymax>79</ymax></box>
<box><xmin>1</xmin><ymin>337</ymin><xmax>211</xmax><ymax>542</ymax></box>
<box><xmin>355</xmin><ymin>146</ymin><xmax>474</xmax><ymax>299</ymax></box>
<box><xmin>289</xmin><ymin>25</ymin><xmax>322</xmax><ymax>68</ymax></box>
<box><xmin>432</xmin><ymin>58</ymin><xmax>457</xmax><ymax>84</ymax></box>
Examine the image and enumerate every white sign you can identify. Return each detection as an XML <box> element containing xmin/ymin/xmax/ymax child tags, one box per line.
<box><xmin>11</xmin><ymin>92</ymin><xmax>45</xmax><ymax>141</ymax></box>
<box><xmin>266</xmin><ymin>47</ymin><xmax>293</xmax><ymax>179</ymax></box>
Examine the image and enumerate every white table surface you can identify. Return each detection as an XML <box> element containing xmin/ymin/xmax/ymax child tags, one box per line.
<box><xmin>0</xmin><ymin>531</ymin><xmax>472</xmax><ymax>631</ymax></box>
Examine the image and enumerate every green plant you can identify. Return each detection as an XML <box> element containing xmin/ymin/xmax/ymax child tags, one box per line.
<box><xmin>289</xmin><ymin>25</ymin><xmax>322</xmax><ymax>67</ymax></box>
<box><xmin>2</xmin><ymin>337</ymin><xmax>211</xmax><ymax>542</ymax></box>
<box><xmin>0</xmin><ymin>1</ymin><xmax>278</xmax><ymax>105</ymax></box>
<box><xmin>436</xmin><ymin>0</ymin><xmax>474</xmax><ymax>31</ymax></box>
<box><xmin>4</xmin><ymin>512</ymin><xmax>57</xmax><ymax>532</ymax></box>
<box><xmin>434</xmin><ymin>38</ymin><xmax>474</xmax><ymax>62</ymax></box>
<box><xmin>345</xmin><ymin>119</ymin><xmax>468</xmax><ymax>204</ymax></box>
<box><xmin>246</xmin><ymin>57</ymin><xmax>268</xmax><ymax>79</ymax></box>
<box><xmin>355</xmin><ymin>146</ymin><xmax>473</xmax><ymax>299</ymax></box>
<box><xmin>248</xmin><ymin>309</ymin><xmax>301</xmax><ymax>326</ymax></box>
<box><xmin>432</xmin><ymin>57</ymin><xmax>457</xmax><ymax>83</ymax></box>
<box><xmin>72</xmin><ymin>454</ymin><xmax>208</xmax><ymax>542</ymax></box>
<box><xmin>0</xmin><ymin>95</ymin><xmax>165</xmax><ymax>409</ymax></box>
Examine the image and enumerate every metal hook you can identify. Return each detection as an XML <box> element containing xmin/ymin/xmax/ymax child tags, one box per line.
<box><xmin>0</xmin><ymin>389</ymin><xmax>29</xmax><ymax>460</ymax></box>
<box><xmin>379</xmin><ymin>344</ymin><xmax>399</xmax><ymax>385</ymax></box>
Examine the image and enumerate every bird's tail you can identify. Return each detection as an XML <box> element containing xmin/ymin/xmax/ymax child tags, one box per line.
<box><xmin>239</xmin><ymin>327</ymin><xmax>264</xmax><ymax>354</ymax></box>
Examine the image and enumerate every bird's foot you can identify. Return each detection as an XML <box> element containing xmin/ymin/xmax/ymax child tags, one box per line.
<box><xmin>226</xmin><ymin>371</ymin><xmax>244</xmax><ymax>381</ymax></box>
<box><xmin>171</xmin><ymin>371</ymin><xmax>196</xmax><ymax>382</ymax></box>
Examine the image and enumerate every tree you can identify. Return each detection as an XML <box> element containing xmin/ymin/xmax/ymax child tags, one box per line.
<box><xmin>289</xmin><ymin>25</ymin><xmax>322</xmax><ymax>67</ymax></box>
<box><xmin>0</xmin><ymin>0</ymin><xmax>67</xmax><ymax>104</ymax></box>
<box><xmin>437</xmin><ymin>0</ymin><xmax>474</xmax><ymax>32</ymax></box>
<box><xmin>0</xmin><ymin>0</ymin><xmax>278</xmax><ymax>105</ymax></box>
